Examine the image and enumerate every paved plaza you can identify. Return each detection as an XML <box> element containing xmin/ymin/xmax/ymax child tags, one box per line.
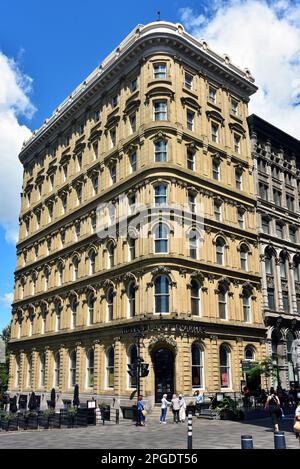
<box><xmin>0</xmin><ymin>416</ymin><xmax>299</xmax><ymax>449</ymax></box>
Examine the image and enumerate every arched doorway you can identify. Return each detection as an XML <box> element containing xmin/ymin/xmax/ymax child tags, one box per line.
<box><xmin>152</xmin><ymin>348</ymin><xmax>174</xmax><ymax>403</ymax></box>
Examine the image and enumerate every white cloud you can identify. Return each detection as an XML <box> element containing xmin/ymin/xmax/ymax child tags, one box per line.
<box><xmin>0</xmin><ymin>292</ymin><xmax>14</xmax><ymax>307</ymax></box>
<box><xmin>179</xmin><ymin>0</ymin><xmax>300</xmax><ymax>138</ymax></box>
<box><xmin>0</xmin><ymin>52</ymin><xmax>35</xmax><ymax>243</ymax></box>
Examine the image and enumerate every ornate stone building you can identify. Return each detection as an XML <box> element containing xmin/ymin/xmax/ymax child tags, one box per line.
<box><xmin>8</xmin><ymin>21</ymin><xmax>265</xmax><ymax>408</ymax></box>
<box><xmin>249</xmin><ymin>114</ymin><xmax>300</xmax><ymax>389</ymax></box>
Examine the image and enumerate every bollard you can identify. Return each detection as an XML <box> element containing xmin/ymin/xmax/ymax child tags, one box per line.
<box><xmin>274</xmin><ymin>431</ymin><xmax>286</xmax><ymax>449</ymax></box>
<box><xmin>116</xmin><ymin>409</ymin><xmax>119</xmax><ymax>425</ymax></box>
<box><xmin>102</xmin><ymin>410</ymin><xmax>105</xmax><ymax>426</ymax></box>
<box><xmin>187</xmin><ymin>412</ymin><xmax>193</xmax><ymax>449</ymax></box>
<box><xmin>241</xmin><ymin>435</ymin><xmax>253</xmax><ymax>449</ymax></box>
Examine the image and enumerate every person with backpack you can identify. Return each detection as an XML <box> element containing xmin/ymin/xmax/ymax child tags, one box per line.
<box><xmin>265</xmin><ymin>388</ymin><xmax>281</xmax><ymax>432</ymax></box>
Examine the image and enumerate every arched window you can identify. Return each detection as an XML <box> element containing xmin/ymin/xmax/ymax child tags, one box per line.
<box><xmin>243</xmin><ymin>292</ymin><xmax>251</xmax><ymax>323</ymax></box>
<box><xmin>154</xmin><ymin>184</ymin><xmax>167</xmax><ymax>206</ymax></box>
<box><xmin>55</xmin><ymin>303</ymin><xmax>61</xmax><ymax>332</ymax></box>
<box><xmin>41</xmin><ymin>308</ymin><xmax>47</xmax><ymax>334</ymax></box>
<box><xmin>69</xmin><ymin>351</ymin><xmax>76</xmax><ymax>387</ymax></box>
<box><xmin>293</xmin><ymin>256</ymin><xmax>300</xmax><ymax>282</ymax></box>
<box><xmin>27</xmin><ymin>355</ymin><xmax>32</xmax><ymax>388</ymax></box>
<box><xmin>107</xmin><ymin>243</ymin><xmax>115</xmax><ymax>268</ymax></box>
<box><xmin>128</xmin><ymin>282</ymin><xmax>136</xmax><ymax>317</ymax></box>
<box><xmin>107</xmin><ymin>288</ymin><xmax>114</xmax><ymax>321</ymax></box>
<box><xmin>86</xmin><ymin>349</ymin><xmax>94</xmax><ymax>388</ymax></box>
<box><xmin>188</xmin><ymin>230</ymin><xmax>198</xmax><ymax>259</ymax></box>
<box><xmin>154</xmin><ymin>140</ymin><xmax>167</xmax><ymax>162</ymax></box>
<box><xmin>220</xmin><ymin>345</ymin><xmax>231</xmax><ymax>388</ymax></box>
<box><xmin>191</xmin><ymin>280</ymin><xmax>200</xmax><ymax>316</ymax></box>
<box><xmin>218</xmin><ymin>284</ymin><xmax>227</xmax><ymax>319</ymax></box>
<box><xmin>71</xmin><ymin>299</ymin><xmax>77</xmax><ymax>329</ymax></box>
<box><xmin>265</xmin><ymin>248</ymin><xmax>273</xmax><ymax>275</ymax></box>
<box><xmin>240</xmin><ymin>244</ymin><xmax>249</xmax><ymax>271</ymax></box>
<box><xmin>106</xmin><ymin>347</ymin><xmax>114</xmax><ymax>388</ymax></box>
<box><xmin>72</xmin><ymin>257</ymin><xmax>79</xmax><ymax>281</ymax></box>
<box><xmin>192</xmin><ymin>343</ymin><xmax>204</xmax><ymax>388</ymax></box>
<box><xmin>154</xmin><ymin>275</ymin><xmax>170</xmax><ymax>314</ymax></box>
<box><xmin>128</xmin><ymin>345</ymin><xmax>137</xmax><ymax>388</ymax></box>
<box><xmin>279</xmin><ymin>252</ymin><xmax>287</xmax><ymax>279</ymax></box>
<box><xmin>216</xmin><ymin>238</ymin><xmax>225</xmax><ymax>265</ymax></box>
<box><xmin>44</xmin><ymin>269</ymin><xmax>49</xmax><ymax>291</ymax></box>
<box><xmin>154</xmin><ymin>223</ymin><xmax>169</xmax><ymax>253</ymax></box>
<box><xmin>29</xmin><ymin>312</ymin><xmax>34</xmax><ymax>336</ymax></box>
<box><xmin>87</xmin><ymin>295</ymin><xmax>94</xmax><ymax>326</ymax></box>
<box><xmin>89</xmin><ymin>251</ymin><xmax>96</xmax><ymax>275</ymax></box>
<box><xmin>287</xmin><ymin>331</ymin><xmax>298</xmax><ymax>383</ymax></box>
<box><xmin>128</xmin><ymin>237</ymin><xmax>136</xmax><ymax>261</ymax></box>
<box><xmin>40</xmin><ymin>353</ymin><xmax>45</xmax><ymax>387</ymax></box>
<box><xmin>245</xmin><ymin>346</ymin><xmax>255</xmax><ymax>361</ymax></box>
<box><xmin>54</xmin><ymin>352</ymin><xmax>60</xmax><ymax>387</ymax></box>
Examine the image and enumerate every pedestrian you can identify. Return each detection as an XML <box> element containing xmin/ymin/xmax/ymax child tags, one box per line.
<box><xmin>171</xmin><ymin>394</ymin><xmax>180</xmax><ymax>423</ymax></box>
<box><xmin>265</xmin><ymin>389</ymin><xmax>281</xmax><ymax>432</ymax></box>
<box><xmin>178</xmin><ymin>394</ymin><xmax>186</xmax><ymax>423</ymax></box>
<box><xmin>160</xmin><ymin>394</ymin><xmax>170</xmax><ymax>424</ymax></box>
<box><xmin>194</xmin><ymin>390</ymin><xmax>204</xmax><ymax>415</ymax></box>
<box><xmin>294</xmin><ymin>394</ymin><xmax>300</xmax><ymax>443</ymax></box>
<box><xmin>242</xmin><ymin>386</ymin><xmax>251</xmax><ymax>409</ymax></box>
<box><xmin>136</xmin><ymin>395</ymin><xmax>146</xmax><ymax>427</ymax></box>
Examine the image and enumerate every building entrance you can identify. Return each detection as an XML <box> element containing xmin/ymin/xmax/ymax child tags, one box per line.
<box><xmin>153</xmin><ymin>347</ymin><xmax>174</xmax><ymax>403</ymax></box>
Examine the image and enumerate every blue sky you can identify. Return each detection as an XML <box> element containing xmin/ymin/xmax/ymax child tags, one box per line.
<box><xmin>1</xmin><ymin>0</ymin><xmax>300</xmax><ymax>331</ymax></box>
<box><xmin>0</xmin><ymin>0</ymin><xmax>207</xmax><ymax>330</ymax></box>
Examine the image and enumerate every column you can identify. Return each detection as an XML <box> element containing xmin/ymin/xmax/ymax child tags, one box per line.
<box><xmin>275</xmin><ymin>259</ymin><xmax>284</xmax><ymax>311</ymax></box>
<box><xmin>288</xmin><ymin>262</ymin><xmax>297</xmax><ymax>314</ymax></box>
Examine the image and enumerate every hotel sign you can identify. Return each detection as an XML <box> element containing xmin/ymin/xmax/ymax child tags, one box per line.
<box><xmin>122</xmin><ymin>322</ymin><xmax>205</xmax><ymax>336</ymax></box>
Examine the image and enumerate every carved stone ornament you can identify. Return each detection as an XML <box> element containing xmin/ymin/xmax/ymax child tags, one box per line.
<box><xmin>148</xmin><ymin>334</ymin><xmax>178</xmax><ymax>353</ymax></box>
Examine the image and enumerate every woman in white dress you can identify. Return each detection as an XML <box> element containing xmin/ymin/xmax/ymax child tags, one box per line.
<box><xmin>179</xmin><ymin>394</ymin><xmax>186</xmax><ymax>423</ymax></box>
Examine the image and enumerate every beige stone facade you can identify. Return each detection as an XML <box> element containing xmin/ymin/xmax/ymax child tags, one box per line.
<box><xmin>8</xmin><ymin>22</ymin><xmax>266</xmax><ymax>407</ymax></box>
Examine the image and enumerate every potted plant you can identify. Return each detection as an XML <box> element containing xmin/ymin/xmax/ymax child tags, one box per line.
<box><xmin>1</xmin><ymin>413</ymin><xmax>17</xmax><ymax>431</ymax></box>
<box><xmin>26</xmin><ymin>410</ymin><xmax>38</xmax><ymax>429</ymax></box>
<box><xmin>38</xmin><ymin>408</ymin><xmax>54</xmax><ymax>429</ymax></box>
<box><xmin>67</xmin><ymin>406</ymin><xmax>77</xmax><ymax>427</ymax></box>
<box><xmin>212</xmin><ymin>396</ymin><xmax>243</xmax><ymax>420</ymax></box>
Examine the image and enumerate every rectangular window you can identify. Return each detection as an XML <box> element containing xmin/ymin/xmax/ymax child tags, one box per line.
<box><xmin>212</xmin><ymin>159</ymin><xmax>220</xmax><ymax>181</ymax></box>
<box><xmin>273</xmin><ymin>189</ymin><xmax>282</xmax><ymax>206</ymax></box>
<box><xmin>110</xmin><ymin>128</ymin><xmax>116</xmax><ymax>148</ymax></box>
<box><xmin>187</xmin><ymin>110</ymin><xmax>195</xmax><ymax>131</ymax></box>
<box><xmin>92</xmin><ymin>142</ymin><xmax>98</xmax><ymax>160</ymax></box>
<box><xmin>267</xmin><ymin>288</ymin><xmax>275</xmax><ymax>310</ymax></box>
<box><xmin>76</xmin><ymin>186</ymin><xmax>82</xmax><ymax>205</ymax></box>
<box><xmin>218</xmin><ymin>292</ymin><xmax>227</xmax><ymax>320</ymax></box>
<box><xmin>234</xmin><ymin>134</ymin><xmax>241</xmax><ymax>153</ymax></box>
<box><xmin>235</xmin><ymin>169</ymin><xmax>242</xmax><ymax>190</ymax></box>
<box><xmin>214</xmin><ymin>201</ymin><xmax>221</xmax><ymax>221</ymax></box>
<box><xmin>112</xmin><ymin>95</ymin><xmax>118</xmax><ymax>107</ymax></box>
<box><xmin>289</xmin><ymin>227</ymin><xmax>296</xmax><ymax>243</ymax></box>
<box><xmin>62</xmin><ymin>165</ymin><xmax>68</xmax><ymax>181</ymax></box>
<box><xmin>297</xmin><ymin>294</ymin><xmax>300</xmax><ymax>314</ymax></box>
<box><xmin>282</xmin><ymin>291</ymin><xmax>289</xmax><ymax>313</ymax></box>
<box><xmin>128</xmin><ymin>195</ymin><xmax>136</xmax><ymax>215</ymax></box>
<box><xmin>208</xmin><ymin>87</ymin><xmax>216</xmax><ymax>103</ymax></box>
<box><xmin>153</xmin><ymin>63</ymin><xmax>166</xmax><ymax>79</ymax></box>
<box><xmin>276</xmin><ymin>223</ymin><xmax>283</xmax><ymax>238</ymax></box>
<box><xmin>187</xmin><ymin>150</ymin><xmax>195</xmax><ymax>170</ymax></box>
<box><xmin>188</xmin><ymin>192</ymin><xmax>196</xmax><ymax>214</ymax></box>
<box><xmin>184</xmin><ymin>72</ymin><xmax>193</xmax><ymax>90</ymax></box>
<box><xmin>286</xmin><ymin>194</ymin><xmax>294</xmax><ymax>211</ymax></box>
<box><xmin>94</xmin><ymin>110</ymin><xmax>100</xmax><ymax>122</ymax></box>
<box><xmin>211</xmin><ymin>123</ymin><xmax>219</xmax><ymax>143</ymax></box>
<box><xmin>110</xmin><ymin>164</ymin><xmax>117</xmax><ymax>185</ymax></box>
<box><xmin>258</xmin><ymin>158</ymin><xmax>267</xmax><ymax>172</ymax></box>
<box><xmin>77</xmin><ymin>154</ymin><xmax>82</xmax><ymax>171</ymax></box>
<box><xmin>130</xmin><ymin>78</ymin><xmax>137</xmax><ymax>92</ymax></box>
<box><xmin>129</xmin><ymin>113</ymin><xmax>136</xmax><ymax>134</ymax></box>
<box><xmin>49</xmin><ymin>174</ymin><xmax>54</xmax><ymax>191</ymax></box>
<box><xmin>129</xmin><ymin>152</ymin><xmax>137</xmax><ymax>173</ymax></box>
<box><xmin>237</xmin><ymin>209</ymin><xmax>244</xmax><ymax>228</ymax></box>
<box><xmin>261</xmin><ymin>217</ymin><xmax>270</xmax><ymax>234</ymax></box>
<box><xmin>154</xmin><ymin>100</ymin><xmax>167</xmax><ymax>121</ymax></box>
<box><xmin>259</xmin><ymin>183</ymin><xmax>268</xmax><ymax>201</ymax></box>
<box><xmin>231</xmin><ymin>99</ymin><xmax>238</xmax><ymax>115</ymax></box>
<box><xmin>75</xmin><ymin>224</ymin><xmax>80</xmax><ymax>240</ymax></box>
<box><xmin>48</xmin><ymin>205</ymin><xmax>53</xmax><ymax>222</ymax></box>
<box><xmin>78</xmin><ymin>122</ymin><xmax>84</xmax><ymax>135</ymax></box>
<box><xmin>92</xmin><ymin>175</ymin><xmax>99</xmax><ymax>195</ymax></box>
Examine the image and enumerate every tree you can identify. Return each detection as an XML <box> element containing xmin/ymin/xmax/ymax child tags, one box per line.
<box><xmin>246</xmin><ymin>357</ymin><xmax>276</xmax><ymax>388</ymax></box>
<box><xmin>0</xmin><ymin>324</ymin><xmax>11</xmax><ymax>398</ymax></box>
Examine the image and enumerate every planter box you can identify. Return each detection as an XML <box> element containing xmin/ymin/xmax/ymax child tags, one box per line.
<box><xmin>49</xmin><ymin>413</ymin><xmax>61</xmax><ymax>429</ymax></box>
<box><xmin>1</xmin><ymin>418</ymin><xmax>18</xmax><ymax>431</ymax></box>
<box><xmin>27</xmin><ymin>416</ymin><xmax>38</xmax><ymax>429</ymax></box>
<box><xmin>38</xmin><ymin>416</ymin><xmax>50</xmax><ymax>429</ymax></box>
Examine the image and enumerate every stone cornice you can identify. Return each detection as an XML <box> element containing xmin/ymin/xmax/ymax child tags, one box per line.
<box><xmin>20</xmin><ymin>21</ymin><xmax>256</xmax><ymax>164</ymax></box>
